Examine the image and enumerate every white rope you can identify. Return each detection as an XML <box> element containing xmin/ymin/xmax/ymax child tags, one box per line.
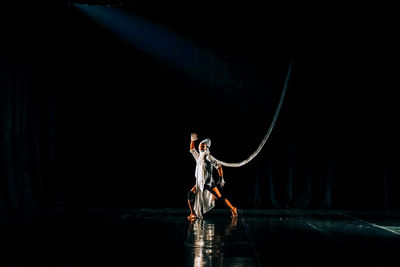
<box><xmin>215</xmin><ymin>62</ymin><xmax>292</xmax><ymax>167</ymax></box>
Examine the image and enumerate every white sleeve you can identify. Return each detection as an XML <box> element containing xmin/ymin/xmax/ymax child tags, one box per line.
<box><xmin>207</xmin><ymin>155</ymin><xmax>221</xmax><ymax>169</ymax></box>
<box><xmin>190</xmin><ymin>148</ymin><xmax>199</xmax><ymax>161</ymax></box>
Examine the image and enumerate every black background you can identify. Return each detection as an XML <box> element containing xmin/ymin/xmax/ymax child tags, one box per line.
<box><xmin>1</xmin><ymin>1</ymin><xmax>399</xmax><ymax>218</ymax></box>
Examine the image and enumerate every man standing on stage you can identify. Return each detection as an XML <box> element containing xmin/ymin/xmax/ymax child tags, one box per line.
<box><xmin>187</xmin><ymin>133</ymin><xmax>237</xmax><ymax>220</ymax></box>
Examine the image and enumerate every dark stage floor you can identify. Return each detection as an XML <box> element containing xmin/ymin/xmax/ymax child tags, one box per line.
<box><xmin>2</xmin><ymin>208</ymin><xmax>400</xmax><ymax>266</ymax></box>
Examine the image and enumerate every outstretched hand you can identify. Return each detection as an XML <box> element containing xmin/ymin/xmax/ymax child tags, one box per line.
<box><xmin>191</xmin><ymin>133</ymin><xmax>198</xmax><ymax>142</ymax></box>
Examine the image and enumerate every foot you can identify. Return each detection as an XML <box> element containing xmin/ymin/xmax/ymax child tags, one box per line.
<box><xmin>231</xmin><ymin>207</ymin><xmax>238</xmax><ymax>217</ymax></box>
<box><xmin>187</xmin><ymin>214</ymin><xmax>196</xmax><ymax>221</ymax></box>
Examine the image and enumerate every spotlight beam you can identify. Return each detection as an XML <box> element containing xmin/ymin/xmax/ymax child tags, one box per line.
<box><xmin>74</xmin><ymin>4</ymin><xmax>243</xmax><ymax>93</ymax></box>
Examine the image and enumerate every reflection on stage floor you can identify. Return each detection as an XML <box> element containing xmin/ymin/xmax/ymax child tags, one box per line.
<box><xmin>2</xmin><ymin>208</ymin><xmax>400</xmax><ymax>266</ymax></box>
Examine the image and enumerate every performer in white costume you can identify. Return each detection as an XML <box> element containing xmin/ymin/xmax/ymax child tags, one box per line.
<box><xmin>186</xmin><ymin>62</ymin><xmax>292</xmax><ymax>221</ymax></box>
<box><xmin>187</xmin><ymin>133</ymin><xmax>237</xmax><ymax>220</ymax></box>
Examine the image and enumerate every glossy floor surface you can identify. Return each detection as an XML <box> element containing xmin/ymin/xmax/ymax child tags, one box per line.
<box><xmin>2</xmin><ymin>208</ymin><xmax>400</xmax><ymax>266</ymax></box>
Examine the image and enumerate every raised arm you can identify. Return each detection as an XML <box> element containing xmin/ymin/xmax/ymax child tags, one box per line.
<box><xmin>189</xmin><ymin>133</ymin><xmax>199</xmax><ymax>161</ymax></box>
<box><xmin>190</xmin><ymin>133</ymin><xmax>198</xmax><ymax>150</ymax></box>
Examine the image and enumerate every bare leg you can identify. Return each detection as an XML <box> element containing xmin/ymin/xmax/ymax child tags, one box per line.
<box><xmin>211</xmin><ymin>187</ymin><xmax>238</xmax><ymax>217</ymax></box>
<box><xmin>188</xmin><ymin>199</ymin><xmax>194</xmax><ymax>215</ymax></box>
<box><xmin>187</xmin><ymin>185</ymin><xmax>197</xmax><ymax>220</ymax></box>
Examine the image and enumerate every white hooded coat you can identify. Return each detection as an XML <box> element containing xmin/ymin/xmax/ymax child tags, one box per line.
<box><xmin>190</xmin><ymin>139</ymin><xmax>221</xmax><ymax>218</ymax></box>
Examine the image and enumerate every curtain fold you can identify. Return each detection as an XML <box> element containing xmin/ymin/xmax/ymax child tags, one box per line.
<box><xmin>1</xmin><ymin>7</ymin><xmax>57</xmax><ymax>217</ymax></box>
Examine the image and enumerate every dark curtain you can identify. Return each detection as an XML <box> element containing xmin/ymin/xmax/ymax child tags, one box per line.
<box><xmin>0</xmin><ymin>7</ymin><xmax>58</xmax><ymax>217</ymax></box>
<box><xmin>1</xmin><ymin>2</ymin><xmax>399</xmax><ymax>215</ymax></box>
